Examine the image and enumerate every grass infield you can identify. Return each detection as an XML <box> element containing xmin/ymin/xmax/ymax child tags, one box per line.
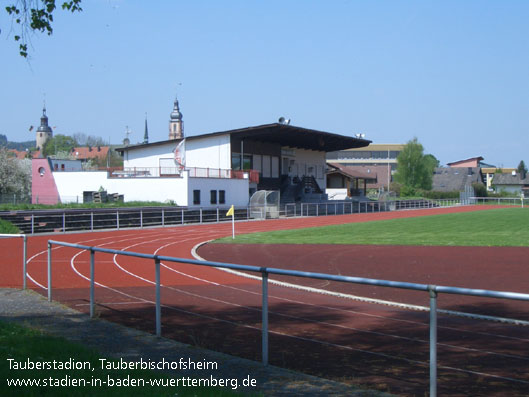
<box><xmin>218</xmin><ymin>208</ymin><xmax>529</xmax><ymax>247</ymax></box>
<box><xmin>0</xmin><ymin>321</ymin><xmax>241</xmax><ymax>396</ymax></box>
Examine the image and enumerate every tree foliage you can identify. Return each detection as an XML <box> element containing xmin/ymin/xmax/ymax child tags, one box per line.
<box><xmin>517</xmin><ymin>160</ymin><xmax>527</xmax><ymax>179</ymax></box>
<box><xmin>0</xmin><ymin>133</ymin><xmax>35</xmax><ymax>151</ymax></box>
<box><xmin>0</xmin><ymin>148</ymin><xmax>31</xmax><ymax>198</ymax></box>
<box><xmin>42</xmin><ymin>134</ymin><xmax>77</xmax><ymax>156</ymax></box>
<box><xmin>5</xmin><ymin>0</ymin><xmax>82</xmax><ymax>57</ymax></box>
<box><xmin>72</xmin><ymin>133</ymin><xmax>107</xmax><ymax>147</ymax></box>
<box><xmin>394</xmin><ymin>137</ymin><xmax>437</xmax><ymax>192</ymax></box>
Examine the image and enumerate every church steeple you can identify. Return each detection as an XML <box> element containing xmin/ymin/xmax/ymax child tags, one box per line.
<box><xmin>36</xmin><ymin>105</ymin><xmax>53</xmax><ymax>151</ymax></box>
<box><xmin>169</xmin><ymin>96</ymin><xmax>184</xmax><ymax>140</ymax></box>
<box><xmin>143</xmin><ymin>113</ymin><xmax>149</xmax><ymax>144</ymax></box>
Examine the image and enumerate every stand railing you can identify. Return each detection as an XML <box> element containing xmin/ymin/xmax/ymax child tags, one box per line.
<box><xmin>46</xmin><ymin>240</ymin><xmax>529</xmax><ymax>397</ymax></box>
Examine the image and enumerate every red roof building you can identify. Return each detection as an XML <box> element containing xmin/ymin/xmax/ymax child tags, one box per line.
<box><xmin>71</xmin><ymin>146</ymin><xmax>109</xmax><ymax>160</ymax></box>
<box><xmin>447</xmin><ymin>157</ymin><xmax>484</xmax><ymax>168</ymax></box>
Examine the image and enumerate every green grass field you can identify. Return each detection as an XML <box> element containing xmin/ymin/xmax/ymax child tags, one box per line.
<box><xmin>218</xmin><ymin>208</ymin><xmax>529</xmax><ymax>247</ymax></box>
<box><xmin>0</xmin><ymin>321</ymin><xmax>241</xmax><ymax>396</ymax></box>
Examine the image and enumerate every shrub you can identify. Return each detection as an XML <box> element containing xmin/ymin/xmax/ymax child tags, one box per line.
<box><xmin>0</xmin><ymin>218</ymin><xmax>20</xmax><ymax>234</ymax></box>
<box><xmin>472</xmin><ymin>182</ymin><xmax>488</xmax><ymax>197</ymax></box>
<box><xmin>421</xmin><ymin>190</ymin><xmax>460</xmax><ymax>199</ymax></box>
<box><xmin>400</xmin><ymin>185</ymin><xmax>417</xmax><ymax>197</ymax></box>
<box><xmin>390</xmin><ymin>182</ymin><xmax>402</xmax><ymax>197</ymax></box>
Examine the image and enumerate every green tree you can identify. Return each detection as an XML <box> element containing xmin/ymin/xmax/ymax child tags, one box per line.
<box><xmin>0</xmin><ymin>148</ymin><xmax>31</xmax><ymax>198</ymax></box>
<box><xmin>72</xmin><ymin>132</ymin><xmax>107</xmax><ymax>147</ymax></box>
<box><xmin>394</xmin><ymin>137</ymin><xmax>436</xmax><ymax>192</ymax></box>
<box><xmin>517</xmin><ymin>160</ymin><xmax>527</xmax><ymax>179</ymax></box>
<box><xmin>4</xmin><ymin>0</ymin><xmax>82</xmax><ymax>57</ymax></box>
<box><xmin>42</xmin><ymin>134</ymin><xmax>77</xmax><ymax>157</ymax></box>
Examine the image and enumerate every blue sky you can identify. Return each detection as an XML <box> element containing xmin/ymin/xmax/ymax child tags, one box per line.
<box><xmin>1</xmin><ymin>0</ymin><xmax>528</xmax><ymax>167</ymax></box>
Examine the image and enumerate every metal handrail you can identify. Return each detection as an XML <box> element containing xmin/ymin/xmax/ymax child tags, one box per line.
<box><xmin>0</xmin><ymin>234</ymin><xmax>28</xmax><ymax>289</ymax></box>
<box><xmin>46</xmin><ymin>239</ymin><xmax>529</xmax><ymax>397</ymax></box>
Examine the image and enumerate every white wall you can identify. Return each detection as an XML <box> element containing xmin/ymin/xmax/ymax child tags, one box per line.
<box><xmin>124</xmin><ymin>143</ymin><xmax>175</xmax><ymax>168</ymax></box>
<box><xmin>326</xmin><ymin>188</ymin><xmax>348</xmax><ymax>200</ymax></box>
<box><xmin>185</xmin><ymin>134</ymin><xmax>231</xmax><ymax>169</ymax></box>
<box><xmin>188</xmin><ymin>177</ymin><xmax>249</xmax><ymax>207</ymax></box>
<box><xmin>123</xmin><ymin>134</ymin><xmax>231</xmax><ymax>170</ymax></box>
<box><xmin>53</xmin><ymin>171</ymin><xmax>189</xmax><ymax>205</ymax></box>
<box><xmin>496</xmin><ymin>185</ymin><xmax>523</xmax><ymax>194</ymax></box>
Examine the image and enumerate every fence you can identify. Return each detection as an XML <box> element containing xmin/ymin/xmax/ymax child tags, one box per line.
<box><xmin>0</xmin><ymin>207</ymin><xmax>253</xmax><ymax>234</ymax></box>
<box><xmin>0</xmin><ymin>234</ymin><xmax>27</xmax><ymax>289</ymax></box>
<box><xmin>0</xmin><ymin>194</ymin><xmax>31</xmax><ymax>205</ymax></box>
<box><xmin>106</xmin><ymin>166</ymin><xmax>260</xmax><ymax>183</ymax></box>
<box><xmin>2</xmin><ymin>197</ymin><xmax>527</xmax><ymax>235</ymax></box>
<box><xmin>473</xmin><ymin>196</ymin><xmax>526</xmax><ymax>207</ymax></box>
<box><xmin>46</xmin><ymin>239</ymin><xmax>529</xmax><ymax>397</ymax></box>
<box><xmin>286</xmin><ymin>198</ymin><xmax>463</xmax><ymax>217</ymax></box>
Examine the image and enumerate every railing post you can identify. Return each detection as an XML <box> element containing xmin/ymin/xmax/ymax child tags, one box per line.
<box><xmin>62</xmin><ymin>212</ymin><xmax>66</xmax><ymax>233</ymax></box>
<box><xmin>140</xmin><ymin>209</ymin><xmax>143</xmax><ymax>229</ymax></box>
<box><xmin>116</xmin><ymin>211</ymin><xmax>120</xmax><ymax>230</ymax></box>
<box><xmin>31</xmin><ymin>214</ymin><xmax>34</xmax><ymax>235</ymax></box>
<box><xmin>162</xmin><ymin>209</ymin><xmax>165</xmax><ymax>227</ymax></box>
<box><xmin>428</xmin><ymin>285</ymin><xmax>438</xmax><ymax>397</ymax></box>
<box><xmin>90</xmin><ymin>249</ymin><xmax>95</xmax><ymax>318</ymax></box>
<box><xmin>182</xmin><ymin>209</ymin><xmax>184</xmax><ymax>225</ymax></box>
<box><xmin>90</xmin><ymin>212</ymin><xmax>94</xmax><ymax>232</ymax></box>
<box><xmin>262</xmin><ymin>270</ymin><xmax>269</xmax><ymax>366</ymax></box>
<box><xmin>200</xmin><ymin>208</ymin><xmax>203</xmax><ymax>223</ymax></box>
<box><xmin>217</xmin><ymin>207</ymin><xmax>219</xmax><ymax>223</ymax></box>
<box><xmin>47</xmin><ymin>242</ymin><xmax>52</xmax><ymax>302</ymax></box>
<box><xmin>155</xmin><ymin>257</ymin><xmax>161</xmax><ymax>337</ymax></box>
<box><xmin>22</xmin><ymin>235</ymin><xmax>27</xmax><ymax>290</ymax></box>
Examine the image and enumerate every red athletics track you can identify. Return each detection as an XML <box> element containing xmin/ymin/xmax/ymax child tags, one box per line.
<box><xmin>1</xmin><ymin>205</ymin><xmax>528</xmax><ymax>396</ymax></box>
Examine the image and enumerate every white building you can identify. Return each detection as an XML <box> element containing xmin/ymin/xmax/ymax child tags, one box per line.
<box><xmin>114</xmin><ymin>123</ymin><xmax>370</xmax><ymax>207</ymax></box>
<box><xmin>33</xmin><ymin>123</ymin><xmax>369</xmax><ymax>207</ymax></box>
<box><xmin>32</xmin><ymin>98</ymin><xmax>370</xmax><ymax>207</ymax></box>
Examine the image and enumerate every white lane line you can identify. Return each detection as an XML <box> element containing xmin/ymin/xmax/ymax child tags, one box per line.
<box><xmin>25</xmin><ymin>231</ymin><xmax>170</xmax><ymax>289</ymax></box>
<box><xmin>191</xmin><ymin>241</ymin><xmax>529</xmax><ymax>328</ymax></box>
<box><xmin>40</xmin><ymin>225</ymin><xmax>529</xmax><ymax>384</ymax></box>
<box><xmin>107</xmin><ymin>234</ymin><xmax>529</xmax><ymax>362</ymax></box>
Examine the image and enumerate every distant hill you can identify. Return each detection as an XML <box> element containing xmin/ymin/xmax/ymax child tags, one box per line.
<box><xmin>0</xmin><ymin>134</ymin><xmax>35</xmax><ymax>151</ymax></box>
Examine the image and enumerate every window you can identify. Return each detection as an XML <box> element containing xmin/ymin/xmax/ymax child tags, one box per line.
<box><xmin>210</xmin><ymin>190</ymin><xmax>217</xmax><ymax>204</ymax></box>
<box><xmin>232</xmin><ymin>153</ymin><xmax>252</xmax><ymax>170</ymax></box>
<box><xmin>219</xmin><ymin>190</ymin><xmax>226</xmax><ymax>204</ymax></box>
<box><xmin>193</xmin><ymin>190</ymin><xmax>201</xmax><ymax>205</ymax></box>
<box><xmin>38</xmin><ymin>167</ymin><xmax>46</xmax><ymax>176</ymax></box>
<box><xmin>253</xmin><ymin>154</ymin><xmax>262</xmax><ymax>172</ymax></box>
<box><xmin>231</xmin><ymin>153</ymin><xmax>241</xmax><ymax>170</ymax></box>
<box><xmin>262</xmin><ymin>155</ymin><xmax>271</xmax><ymax>177</ymax></box>
<box><xmin>271</xmin><ymin>156</ymin><xmax>279</xmax><ymax>177</ymax></box>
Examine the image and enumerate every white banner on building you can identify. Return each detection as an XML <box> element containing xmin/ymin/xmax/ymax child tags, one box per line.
<box><xmin>174</xmin><ymin>139</ymin><xmax>186</xmax><ymax>171</ymax></box>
